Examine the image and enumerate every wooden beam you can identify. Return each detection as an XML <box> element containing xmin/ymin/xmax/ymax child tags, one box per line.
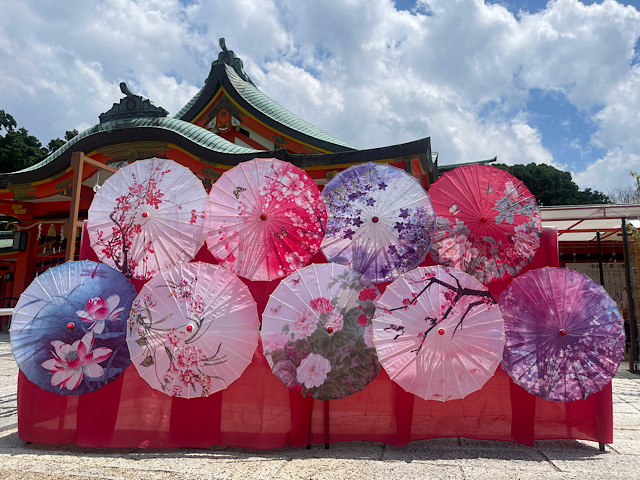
<box><xmin>65</xmin><ymin>152</ymin><xmax>84</xmax><ymax>262</ymax></box>
<box><xmin>64</xmin><ymin>152</ymin><xmax>119</xmax><ymax>262</ymax></box>
<box><xmin>82</xmin><ymin>156</ymin><xmax>118</xmax><ymax>174</ymax></box>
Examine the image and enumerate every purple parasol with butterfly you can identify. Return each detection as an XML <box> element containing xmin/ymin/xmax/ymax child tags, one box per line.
<box><xmin>321</xmin><ymin>162</ymin><xmax>436</xmax><ymax>283</ymax></box>
<box><xmin>10</xmin><ymin>260</ymin><xmax>137</xmax><ymax>395</ymax></box>
<box><xmin>207</xmin><ymin>158</ymin><xmax>327</xmax><ymax>281</ymax></box>
<box><xmin>261</xmin><ymin>263</ymin><xmax>381</xmax><ymax>400</ymax></box>
<box><xmin>500</xmin><ymin>267</ymin><xmax>625</xmax><ymax>402</ymax></box>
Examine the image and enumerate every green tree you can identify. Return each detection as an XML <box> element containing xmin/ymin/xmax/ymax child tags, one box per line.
<box><xmin>47</xmin><ymin>129</ymin><xmax>78</xmax><ymax>154</ymax></box>
<box><xmin>493</xmin><ymin>163</ymin><xmax>610</xmax><ymax>206</ymax></box>
<box><xmin>0</xmin><ymin>110</ymin><xmax>17</xmax><ymax>132</ymax></box>
<box><xmin>0</xmin><ymin>110</ymin><xmax>48</xmax><ymax>173</ymax></box>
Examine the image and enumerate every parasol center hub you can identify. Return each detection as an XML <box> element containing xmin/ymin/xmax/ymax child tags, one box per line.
<box><xmin>186</xmin><ymin>325</ymin><xmax>193</xmax><ymax>332</ymax></box>
<box><xmin>66</xmin><ymin>322</ymin><xmax>74</xmax><ymax>329</ymax></box>
<box><xmin>560</xmin><ymin>329</ymin><xmax>567</xmax><ymax>336</ymax></box>
<box><xmin>481</xmin><ymin>216</ymin><xmax>488</xmax><ymax>222</ymax></box>
<box><xmin>372</xmin><ymin>216</ymin><xmax>379</xmax><ymax>223</ymax></box>
<box><xmin>142</xmin><ymin>212</ymin><xmax>148</xmax><ymax>218</ymax></box>
<box><xmin>438</xmin><ymin>328</ymin><xmax>445</xmax><ymax>335</ymax></box>
<box><xmin>260</xmin><ymin>214</ymin><xmax>267</xmax><ymax>221</ymax></box>
<box><xmin>327</xmin><ymin>327</ymin><xmax>333</xmax><ymax>333</ymax></box>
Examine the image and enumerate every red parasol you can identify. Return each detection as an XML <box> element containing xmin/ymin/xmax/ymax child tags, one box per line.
<box><xmin>429</xmin><ymin>164</ymin><xmax>541</xmax><ymax>284</ymax></box>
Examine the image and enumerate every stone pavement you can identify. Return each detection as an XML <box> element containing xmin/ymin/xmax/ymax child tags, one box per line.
<box><xmin>0</xmin><ymin>332</ymin><xmax>638</xmax><ymax>479</ymax></box>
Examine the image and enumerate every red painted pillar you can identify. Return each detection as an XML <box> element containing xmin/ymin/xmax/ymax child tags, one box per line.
<box><xmin>11</xmin><ymin>226</ymin><xmax>39</xmax><ymax>301</ymax></box>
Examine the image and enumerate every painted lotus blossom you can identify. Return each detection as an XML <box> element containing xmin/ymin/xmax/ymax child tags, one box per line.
<box><xmin>41</xmin><ymin>332</ymin><xmax>113</xmax><ymax>391</ymax></box>
<box><xmin>76</xmin><ymin>294</ymin><xmax>125</xmax><ymax>334</ymax></box>
<box><xmin>296</xmin><ymin>353</ymin><xmax>332</xmax><ymax>389</ymax></box>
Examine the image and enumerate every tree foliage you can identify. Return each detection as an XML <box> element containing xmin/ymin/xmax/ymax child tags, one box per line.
<box><xmin>493</xmin><ymin>162</ymin><xmax>610</xmax><ymax>206</ymax></box>
<box><xmin>0</xmin><ymin>110</ymin><xmax>48</xmax><ymax>173</ymax></box>
<box><xmin>47</xmin><ymin>129</ymin><xmax>78</xmax><ymax>154</ymax></box>
<box><xmin>0</xmin><ymin>110</ymin><xmax>77</xmax><ymax>173</ymax></box>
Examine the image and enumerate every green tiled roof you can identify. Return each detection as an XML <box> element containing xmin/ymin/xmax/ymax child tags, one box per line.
<box><xmin>224</xmin><ymin>65</ymin><xmax>357</xmax><ymax>150</ymax></box>
<box><xmin>174</xmin><ymin>84</ymin><xmax>206</xmax><ymax>120</ymax></box>
<box><xmin>11</xmin><ymin>116</ymin><xmax>260</xmax><ymax>174</ymax></box>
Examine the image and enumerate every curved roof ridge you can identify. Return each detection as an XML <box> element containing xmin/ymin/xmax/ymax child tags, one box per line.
<box><xmin>174</xmin><ymin>84</ymin><xmax>206</xmax><ymax>120</ymax></box>
<box><xmin>8</xmin><ymin>116</ymin><xmax>259</xmax><ymax>175</ymax></box>
<box><xmin>224</xmin><ymin>65</ymin><xmax>357</xmax><ymax>151</ymax></box>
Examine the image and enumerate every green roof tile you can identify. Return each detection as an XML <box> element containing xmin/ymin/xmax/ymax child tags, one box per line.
<box><xmin>12</xmin><ymin>117</ymin><xmax>259</xmax><ymax>174</ymax></box>
<box><xmin>224</xmin><ymin>65</ymin><xmax>357</xmax><ymax>150</ymax></box>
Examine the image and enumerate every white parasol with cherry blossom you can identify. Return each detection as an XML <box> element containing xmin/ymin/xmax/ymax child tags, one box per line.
<box><xmin>87</xmin><ymin>157</ymin><xmax>209</xmax><ymax>281</ymax></box>
<box><xmin>127</xmin><ymin>262</ymin><xmax>259</xmax><ymax>398</ymax></box>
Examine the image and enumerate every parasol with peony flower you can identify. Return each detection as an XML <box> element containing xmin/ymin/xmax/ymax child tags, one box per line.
<box><xmin>261</xmin><ymin>263</ymin><xmax>381</xmax><ymax>400</ymax></box>
<box><xmin>87</xmin><ymin>157</ymin><xmax>210</xmax><ymax>281</ymax></box>
<box><xmin>321</xmin><ymin>162</ymin><xmax>436</xmax><ymax>283</ymax></box>
<box><xmin>126</xmin><ymin>262</ymin><xmax>259</xmax><ymax>398</ymax></box>
<box><xmin>428</xmin><ymin>164</ymin><xmax>541</xmax><ymax>284</ymax></box>
<box><xmin>500</xmin><ymin>267</ymin><xmax>625</xmax><ymax>402</ymax></box>
<box><xmin>207</xmin><ymin>158</ymin><xmax>327</xmax><ymax>281</ymax></box>
<box><xmin>10</xmin><ymin>260</ymin><xmax>136</xmax><ymax>395</ymax></box>
<box><xmin>373</xmin><ymin>265</ymin><xmax>505</xmax><ymax>401</ymax></box>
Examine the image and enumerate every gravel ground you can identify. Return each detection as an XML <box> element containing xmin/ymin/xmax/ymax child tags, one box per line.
<box><xmin>0</xmin><ymin>333</ymin><xmax>638</xmax><ymax>479</ymax></box>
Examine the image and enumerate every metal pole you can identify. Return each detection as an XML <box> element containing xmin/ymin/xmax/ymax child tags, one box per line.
<box><xmin>621</xmin><ymin>218</ymin><xmax>638</xmax><ymax>371</ymax></box>
<box><xmin>597</xmin><ymin>231</ymin><xmax>605</xmax><ymax>288</ymax></box>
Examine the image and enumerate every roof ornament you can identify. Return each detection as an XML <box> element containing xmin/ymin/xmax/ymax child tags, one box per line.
<box><xmin>99</xmin><ymin>82</ymin><xmax>169</xmax><ymax>124</ymax></box>
<box><xmin>214</xmin><ymin>38</ymin><xmax>254</xmax><ymax>85</ymax></box>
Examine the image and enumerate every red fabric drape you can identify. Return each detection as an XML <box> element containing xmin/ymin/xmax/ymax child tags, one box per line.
<box><xmin>17</xmin><ymin>227</ymin><xmax>613</xmax><ymax>447</ymax></box>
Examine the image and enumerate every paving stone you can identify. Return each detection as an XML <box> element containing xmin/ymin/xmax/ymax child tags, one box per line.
<box><xmin>273</xmin><ymin>458</ymin><xmax>463</xmax><ymax>480</ymax></box>
<box><xmin>540</xmin><ymin>449</ymin><xmax>640</xmax><ymax>475</ymax></box>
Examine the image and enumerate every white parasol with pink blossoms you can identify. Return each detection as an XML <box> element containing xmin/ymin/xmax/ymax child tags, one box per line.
<box><xmin>126</xmin><ymin>262</ymin><xmax>259</xmax><ymax>398</ymax></box>
<box><xmin>207</xmin><ymin>158</ymin><xmax>327</xmax><ymax>281</ymax></box>
<box><xmin>261</xmin><ymin>263</ymin><xmax>381</xmax><ymax>400</ymax></box>
<box><xmin>87</xmin><ymin>157</ymin><xmax>210</xmax><ymax>281</ymax></box>
<box><xmin>10</xmin><ymin>260</ymin><xmax>137</xmax><ymax>395</ymax></box>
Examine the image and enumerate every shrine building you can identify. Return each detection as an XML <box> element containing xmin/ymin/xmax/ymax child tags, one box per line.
<box><xmin>0</xmin><ymin>39</ymin><xmax>438</xmax><ymax>315</ymax></box>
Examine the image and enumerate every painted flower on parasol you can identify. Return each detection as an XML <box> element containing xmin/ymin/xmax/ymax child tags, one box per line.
<box><xmin>10</xmin><ymin>260</ymin><xmax>136</xmax><ymax>395</ymax></box>
<box><xmin>127</xmin><ymin>262</ymin><xmax>259</xmax><ymax>398</ymax></box>
<box><xmin>207</xmin><ymin>158</ymin><xmax>327</xmax><ymax>281</ymax></box>
<box><xmin>500</xmin><ymin>267</ymin><xmax>625</xmax><ymax>402</ymax></box>
<box><xmin>373</xmin><ymin>265</ymin><xmax>505</xmax><ymax>401</ymax></box>
<box><xmin>429</xmin><ymin>164</ymin><xmax>541</xmax><ymax>284</ymax></box>
<box><xmin>87</xmin><ymin>157</ymin><xmax>209</xmax><ymax>281</ymax></box>
<box><xmin>261</xmin><ymin>263</ymin><xmax>381</xmax><ymax>400</ymax></box>
<box><xmin>321</xmin><ymin>162</ymin><xmax>436</xmax><ymax>283</ymax></box>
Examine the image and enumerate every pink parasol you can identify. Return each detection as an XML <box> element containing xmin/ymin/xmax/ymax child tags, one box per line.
<box><xmin>87</xmin><ymin>158</ymin><xmax>209</xmax><ymax>281</ymax></box>
<box><xmin>500</xmin><ymin>267</ymin><xmax>625</xmax><ymax>402</ymax></box>
<box><xmin>429</xmin><ymin>164</ymin><xmax>541</xmax><ymax>284</ymax></box>
<box><xmin>373</xmin><ymin>265</ymin><xmax>505</xmax><ymax>401</ymax></box>
<box><xmin>127</xmin><ymin>262</ymin><xmax>259</xmax><ymax>398</ymax></box>
<box><xmin>261</xmin><ymin>263</ymin><xmax>381</xmax><ymax>400</ymax></box>
<box><xmin>207</xmin><ymin>158</ymin><xmax>327</xmax><ymax>281</ymax></box>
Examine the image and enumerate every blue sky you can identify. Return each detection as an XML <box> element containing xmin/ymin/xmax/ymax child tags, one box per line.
<box><xmin>1</xmin><ymin>0</ymin><xmax>640</xmax><ymax>195</ymax></box>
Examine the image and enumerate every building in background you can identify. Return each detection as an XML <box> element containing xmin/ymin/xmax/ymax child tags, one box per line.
<box><xmin>0</xmin><ymin>40</ymin><xmax>436</xmax><ymax>314</ymax></box>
